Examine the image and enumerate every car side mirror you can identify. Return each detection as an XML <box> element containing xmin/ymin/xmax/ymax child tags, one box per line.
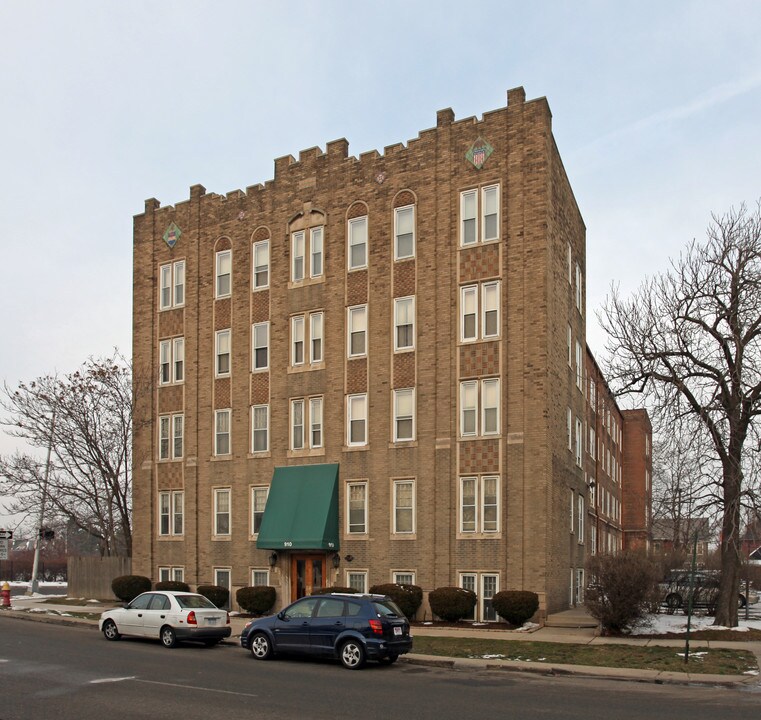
<box><xmin>277</xmin><ymin>611</ymin><xmax>287</xmax><ymax>621</ymax></box>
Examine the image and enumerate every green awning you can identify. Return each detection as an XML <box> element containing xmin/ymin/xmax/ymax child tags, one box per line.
<box><xmin>256</xmin><ymin>463</ymin><xmax>339</xmax><ymax>551</ymax></box>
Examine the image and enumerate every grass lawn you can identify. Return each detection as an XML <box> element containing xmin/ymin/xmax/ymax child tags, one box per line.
<box><xmin>411</xmin><ymin>636</ymin><xmax>758</xmax><ymax>675</ymax></box>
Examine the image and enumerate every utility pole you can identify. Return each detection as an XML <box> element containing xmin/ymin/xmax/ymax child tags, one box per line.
<box><xmin>28</xmin><ymin>408</ymin><xmax>56</xmax><ymax>596</ymax></box>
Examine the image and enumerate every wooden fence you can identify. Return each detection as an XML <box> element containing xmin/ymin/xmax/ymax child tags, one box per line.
<box><xmin>67</xmin><ymin>556</ymin><xmax>131</xmax><ymax>599</ymax></box>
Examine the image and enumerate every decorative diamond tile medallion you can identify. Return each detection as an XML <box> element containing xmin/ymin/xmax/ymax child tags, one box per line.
<box><xmin>375</xmin><ymin>172</ymin><xmax>386</xmax><ymax>185</ymax></box>
<box><xmin>163</xmin><ymin>222</ymin><xmax>181</xmax><ymax>249</ymax></box>
<box><xmin>466</xmin><ymin>138</ymin><xmax>494</xmax><ymax>170</ymax></box>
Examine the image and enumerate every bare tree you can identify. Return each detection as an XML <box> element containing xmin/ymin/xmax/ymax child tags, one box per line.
<box><xmin>0</xmin><ymin>352</ymin><xmax>139</xmax><ymax>556</ymax></box>
<box><xmin>600</xmin><ymin>202</ymin><xmax>761</xmax><ymax>627</ymax></box>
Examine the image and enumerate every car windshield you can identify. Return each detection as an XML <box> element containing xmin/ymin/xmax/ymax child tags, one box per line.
<box><xmin>175</xmin><ymin>594</ymin><xmax>216</xmax><ymax>609</ymax></box>
<box><xmin>373</xmin><ymin>600</ymin><xmax>404</xmax><ymax>618</ymax></box>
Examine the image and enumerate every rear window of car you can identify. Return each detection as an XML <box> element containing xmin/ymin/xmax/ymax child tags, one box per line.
<box><xmin>373</xmin><ymin>600</ymin><xmax>404</xmax><ymax>618</ymax></box>
<box><xmin>175</xmin><ymin>594</ymin><xmax>217</xmax><ymax>609</ymax></box>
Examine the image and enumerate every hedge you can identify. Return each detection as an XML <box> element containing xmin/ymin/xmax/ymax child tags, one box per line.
<box><xmin>428</xmin><ymin>586</ymin><xmax>477</xmax><ymax>622</ymax></box>
<box><xmin>492</xmin><ymin>590</ymin><xmax>539</xmax><ymax>626</ymax></box>
<box><xmin>112</xmin><ymin>575</ymin><xmax>151</xmax><ymax>603</ymax></box>
<box><xmin>196</xmin><ymin>584</ymin><xmax>230</xmax><ymax>608</ymax></box>
<box><xmin>369</xmin><ymin>583</ymin><xmax>423</xmax><ymax>619</ymax></box>
<box><xmin>155</xmin><ymin>580</ymin><xmax>191</xmax><ymax>593</ymax></box>
<box><xmin>236</xmin><ymin>586</ymin><xmax>276</xmax><ymax>615</ymax></box>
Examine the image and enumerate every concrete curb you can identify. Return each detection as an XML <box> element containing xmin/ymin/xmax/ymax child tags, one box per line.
<box><xmin>2</xmin><ymin>607</ymin><xmax>758</xmax><ymax>686</ymax></box>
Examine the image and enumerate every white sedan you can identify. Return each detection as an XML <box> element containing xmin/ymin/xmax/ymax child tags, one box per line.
<box><xmin>99</xmin><ymin>591</ymin><xmax>231</xmax><ymax>648</ymax></box>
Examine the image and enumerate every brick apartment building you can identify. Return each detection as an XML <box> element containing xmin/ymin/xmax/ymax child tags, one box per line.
<box><xmin>131</xmin><ymin>86</ymin><xmax>651</xmax><ymax>619</ymax></box>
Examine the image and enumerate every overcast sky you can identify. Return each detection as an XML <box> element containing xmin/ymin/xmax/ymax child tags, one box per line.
<box><xmin>1</xmin><ymin>1</ymin><xmax>760</xmax><ymax>518</ymax></box>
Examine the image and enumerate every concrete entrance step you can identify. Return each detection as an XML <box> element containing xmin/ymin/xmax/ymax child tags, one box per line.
<box><xmin>545</xmin><ymin>606</ymin><xmax>599</xmax><ymax>629</ymax></box>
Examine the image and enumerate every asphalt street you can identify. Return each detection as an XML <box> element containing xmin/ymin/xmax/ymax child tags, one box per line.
<box><xmin>1</xmin><ymin>615</ymin><xmax>760</xmax><ymax>720</ymax></box>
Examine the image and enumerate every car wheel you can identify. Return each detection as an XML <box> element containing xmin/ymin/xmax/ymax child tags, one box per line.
<box><xmin>739</xmin><ymin>594</ymin><xmax>747</xmax><ymax>609</ymax></box>
<box><xmin>340</xmin><ymin>639</ymin><xmax>366</xmax><ymax>669</ymax></box>
<box><xmin>665</xmin><ymin>593</ymin><xmax>682</xmax><ymax>614</ymax></box>
<box><xmin>102</xmin><ymin>620</ymin><xmax>121</xmax><ymax>641</ymax></box>
<box><xmin>378</xmin><ymin>654</ymin><xmax>398</xmax><ymax>665</ymax></box>
<box><xmin>250</xmin><ymin>632</ymin><xmax>273</xmax><ymax>660</ymax></box>
<box><xmin>160</xmin><ymin>626</ymin><xmax>178</xmax><ymax>648</ymax></box>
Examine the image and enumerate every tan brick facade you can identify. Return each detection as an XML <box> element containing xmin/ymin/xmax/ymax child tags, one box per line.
<box><xmin>132</xmin><ymin>87</ymin><xmax>649</xmax><ymax>619</ymax></box>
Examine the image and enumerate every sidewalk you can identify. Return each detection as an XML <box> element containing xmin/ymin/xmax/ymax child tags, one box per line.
<box><xmin>3</xmin><ymin>597</ymin><xmax>760</xmax><ymax>687</ymax></box>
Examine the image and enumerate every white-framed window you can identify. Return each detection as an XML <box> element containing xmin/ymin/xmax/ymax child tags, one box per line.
<box><xmin>159</xmin><ymin>337</ymin><xmax>184</xmax><ymax>385</ymax></box>
<box><xmin>158</xmin><ymin>490</ymin><xmax>184</xmax><ymax>535</ymax></box>
<box><xmin>460</xmin><ymin>189</ymin><xmax>477</xmax><ymax>246</ymax></box>
<box><xmin>310</xmin><ymin>226</ymin><xmax>323</xmax><ymax>278</ymax></box>
<box><xmin>216</xmin><ymin>329</ymin><xmax>231</xmax><ymax>377</ymax></box>
<box><xmin>578</xmin><ymin>494</ymin><xmax>585</xmax><ymax>543</ymax></box>
<box><xmin>216</xmin><ymin>250</ymin><xmax>231</xmax><ymax>298</ymax></box>
<box><xmin>393</xmin><ymin>571</ymin><xmax>415</xmax><ymax>585</ymax></box>
<box><xmin>160</xmin><ymin>260</ymin><xmax>185</xmax><ymax>310</ymax></box>
<box><xmin>393</xmin><ymin>479</ymin><xmax>415</xmax><ymax>534</ymax></box>
<box><xmin>252</xmin><ymin>322</ymin><xmax>269</xmax><ymax>371</ymax></box>
<box><xmin>460</xmin><ymin>379</ymin><xmax>499</xmax><ymax>437</ymax></box>
<box><xmin>291</xmin><ymin>230</ymin><xmax>305</xmax><ymax>282</ymax></box>
<box><xmin>158</xmin><ymin>566</ymin><xmax>185</xmax><ymax>583</ymax></box>
<box><xmin>253</xmin><ymin>240</ymin><xmax>269</xmax><ymax>289</ymax></box>
<box><xmin>291</xmin><ymin>399</ymin><xmax>304</xmax><ymax>451</ymax></box>
<box><xmin>567</xmin><ymin>407</ymin><xmax>572</xmax><ymax>450</ymax></box>
<box><xmin>460</xmin><ymin>380</ymin><xmax>478</xmax><ymax>437</ymax></box>
<box><xmin>251</xmin><ymin>486</ymin><xmax>268</xmax><ymax>535</ymax></box>
<box><xmin>347</xmin><ymin>305</ymin><xmax>367</xmax><ymax>357</ymax></box>
<box><xmin>291</xmin><ymin>315</ymin><xmax>305</xmax><ymax>366</ymax></box>
<box><xmin>567</xmin><ymin>242</ymin><xmax>572</xmax><ymax>285</ymax></box>
<box><xmin>575</xmin><ymin>340</ymin><xmax>583</xmax><ymax>390</ymax></box>
<box><xmin>310</xmin><ymin>312</ymin><xmax>323</xmax><ymax>363</ymax></box>
<box><xmin>482</xmin><ymin>281</ymin><xmax>500</xmax><ymax>338</ymax></box>
<box><xmin>481</xmin><ymin>574</ymin><xmax>499</xmax><ymax>621</ymax></box>
<box><xmin>213</xmin><ymin>487</ymin><xmax>231</xmax><ymax>535</ymax></box>
<box><xmin>575</xmin><ymin>262</ymin><xmax>582</xmax><ymax>312</ymax></box>
<box><xmin>173</xmin><ymin>337</ymin><xmax>184</xmax><ymax>383</ymax></box>
<box><xmin>348</xmin><ymin>216</ymin><xmax>368</xmax><ymax>270</ymax></box>
<box><xmin>215</xmin><ymin>409</ymin><xmax>231</xmax><ymax>456</ymax></box>
<box><xmin>460</xmin><ymin>186</ymin><xmax>500</xmax><ymax>246</ymax></box>
<box><xmin>589</xmin><ymin>426</ymin><xmax>596</xmax><ymax>457</ymax></box>
<box><xmin>591</xmin><ymin>525</ymin><xmax>597</xmax><ymax>555</ymax></box>
<box><xmin>347</xmin><ymin>571</ymin><xmax>367</xmax><ymax>593</ymax></box>
<box><xmin>251</xmin><ymin>569</ymin><xmax>270</xmax><ymax>587</ymax></box>
<box><xmin>576</xmin><ymin>568</ymin><xmax>585</xmax><ymax>604</ymax></box>
<box><xmin>481</xmin><ymin>378</ymin><xmax>500</xmax><ymax>435</ymax></box>
<box><xmin>159</xmin><ymin>414</ymin><xmax>183</xmax><ymax>461</ymax></box>
<box><xmin>251</xmin><ymin>404</ymin><xmax>269</xmax><ymax>453</ymax></box>
<box><xmin>347</xmin><ymin>393</ymin><xmax>367</xmax><ymax>446</ymax></box>
<box><xmin>575</xmin><ymin>417</ymin><xmax>583</xmax><ymax>467</ymax></box>
<box><xmin>567</xmin><ymin>325</ymin><xmax>573</xmax><ymax>367</ymax></box>
<box><xmin>459</xmin><ymin>475</ymin><xmax>499</xmax><ymax>534</ymax></box>
<box><xmin>214</xmin><ymin>568</ymin><xmax>231</xmax><ymax>608</ymax></box>
<box><xmin>394</xmin><ymin>205</ymin><xmax>415</xmax><ymax>260</ymax></box>
<box><xmin>394</xmin><ymin>296</ymin><xmax>415</xmax><ymax>351</ymax></box>
<box><xmin>482</xmin><ymin>185</ymin><xmax>499</xmax><ymax>242</ymax></box>
<box><xmin>459</xmin><ymin>573</ymin><xmax>499</xmax><ymax>622</ymax></box>
<box><xmin>460</xmin><ymin>285</ymin><xmax>478</xmax><ymax>341</ymax></box>
<box><xmin>309</xmin><ymin>397</ymin><xmax>323</xmax><ymax>448</ymax></box>
<box><xmin>393</xmin><ymin>388</ymin><xmax>415</xmax><ymax>442</ymax></box>
<box><xmin>347</xmin><ymin>481</ymin><xmax>367</xmax><ymax>534</ymax></box>
<box><xmin>570</xmin><ymin>489</ymin><xmax>575</xmax><ymax>533</ymax></box>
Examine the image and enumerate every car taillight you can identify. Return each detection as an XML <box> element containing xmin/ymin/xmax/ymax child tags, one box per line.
<box><xmin>226</xmin><ymin>612</ymin><xmax>230</xmax><ymax>625</ymax></box>
<box><xmin>369</xmin><ymin>619</ymin><xmax>383</xmax><ymax>635</ymax></box>
<box><xmin>187</xmin><ymin>611</ymin><xmax>197</xmax><ymax>625</ymax></box>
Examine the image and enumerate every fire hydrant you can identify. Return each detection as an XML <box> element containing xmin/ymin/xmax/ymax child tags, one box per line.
<box><xmin>1</xmin><ymin>582</ymin><xmax>10</xmax><ymax>609</ymax></box>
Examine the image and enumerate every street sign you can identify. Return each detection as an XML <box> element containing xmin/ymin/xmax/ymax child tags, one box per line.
<box><xmin>0</xmin><ymin>538</ymin><xmax>8</xmax><ymax>560</ymax></box>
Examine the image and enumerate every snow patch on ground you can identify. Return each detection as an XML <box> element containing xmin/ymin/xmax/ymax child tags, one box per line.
<box><xmin>632</xmin><ymin>613</ymin><xmax>761</xmax><ymax>635</ymax></box>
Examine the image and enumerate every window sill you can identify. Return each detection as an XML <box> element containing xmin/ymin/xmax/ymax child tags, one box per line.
<box><xmin>342</xmin><ymin>445</ymin><xmax>368</xmax><ymax>453</ymax></box>
<box><xmin>391</xmin><ymin>533</ymin><xmax>417</xmax><ymax>541</ymax></box>
<box><xmin>210</xmin><ymin>455</ymin><xmax>232</xmax><ymax>462</ymax></box>
<box><xmin>286</xmin><ymin>448</ymin><xmax>325</xmax><ymax>459</ymax></box>
<box><xmin>456</xmin><ymin>532</ymin><xmax>502</xmax><ymax>540</ymax></box>
<box><xmin>388</xmin><ymin>440</ymin><xmax>418</xmax><ymax>449</ymax></box>
<box><xmin>211</xmin><ymin>535</ymin><xmax>231</xmax><ymax>542</ymax></box>
<box><xmin>157</xmin><ymin>535</ymin><xmax>184</xmax><ymax>541</ymax></box>
<box><xmin>248</xmin><ymin>451</ymin><xmax>271</xmax><ymax>459</ymax></box>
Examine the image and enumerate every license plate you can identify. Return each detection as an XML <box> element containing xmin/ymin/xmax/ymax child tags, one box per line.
<box><xmin>393</xmin><ymin>626</ymin><xmax>402</xmax><ymax>636</ymax></box>
<box><xmin>206</xmin><ymin>617</ymin><xmax>218</xmax><ymax>625</ymax></box>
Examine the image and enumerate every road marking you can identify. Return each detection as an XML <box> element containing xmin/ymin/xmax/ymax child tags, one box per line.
<box><xmin>135</xmin><ymin>679</ymin><xmax>258</xmax><ymax>698</ymax></box>
<box><xmin>0</xmin><ymin>659</ymin><xmax>8</xmax><ymax>663</ymax></box>
<box><xmin>90</xmin><ymin>676</ymin><xmax>136</xmax><ymax>684</ymax></box>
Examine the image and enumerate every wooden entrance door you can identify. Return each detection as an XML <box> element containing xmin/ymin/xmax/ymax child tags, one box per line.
<box><xmin>291</xmin><ymin>554</ymin><xmax>326</xmax><ymax>601</ymax></box>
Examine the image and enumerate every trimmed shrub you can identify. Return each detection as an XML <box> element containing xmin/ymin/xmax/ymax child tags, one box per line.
<box><xmin>112</xmin><ymin>575</ymin><xmax>151</xmax><ymax>603</ymax></box>
<box><xmin>428</xmin><ymin>586</ymin><xmax>477</xmax><ymax>622</ymax></box>
<box><xmin>197</xmin><ymin>584</ymin><xmax>229</xmax><ymax>608</ymax></box>
<box><xmin>155</xmin><ymin>580</ymin><xmax>191</xmax><ymax>593</ymax></box>
<box><xmin>586</xmin><ymin>550</ymin><xmax>661</xmax><ymax>635</ymax></box>
<box><xmin>492</xmin><ymin>591</ymin><xmax>539</xmax><ymax>626</ymax></box>
<box><xmin>310</xmin><ymin>586</ymin><xmax>360</xmax><ymax>594</ymax></box>
<box><xmin>369</xmin><ymin>583</ymin><xmax>423</xmax><ymax>619</ymax></box>
<box><xmin>236</xmin><ymin>586</ymin><xmax>276</xmax><ymax>615</ymax></box>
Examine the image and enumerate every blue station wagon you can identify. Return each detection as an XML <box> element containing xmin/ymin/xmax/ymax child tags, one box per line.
<box><xmin>240</xmin><ymin>593</ymin><xmax>412</xmax><ymax>669</ymax></box>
